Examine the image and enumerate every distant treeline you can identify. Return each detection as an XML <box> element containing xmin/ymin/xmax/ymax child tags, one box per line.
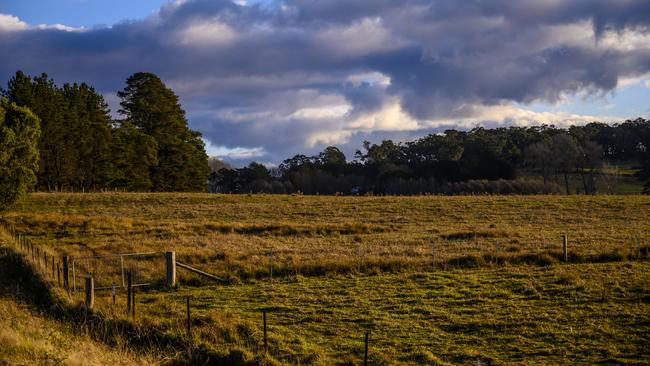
<box><xmin>2</xmin><ymin>70</ymin><xmax>650</xmax><ymax>196</ymax></box>
<box><xmin>3</xmin><ymin>71</ymin><xmax>208</xmax><ymax>192</ymax></box>
<box><xmin>211</xmin><ymin>120</ymin><xmax>650</xmax><ymax>195</ymax></box>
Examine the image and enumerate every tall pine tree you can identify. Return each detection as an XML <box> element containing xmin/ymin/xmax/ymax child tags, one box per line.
<box><xmin>62</xmin><ymin>83</ymin><xmax>114</xmax><ymax>190</ymax></box>
<box><xmin>117</xmin><ymin>72</ymin><xmax>209</xmax><ymax>192</ymax></box>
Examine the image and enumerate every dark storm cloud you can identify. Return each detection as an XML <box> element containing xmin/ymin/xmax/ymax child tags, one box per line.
<box><xmin>1</xmin><ymin>0</ymin><xmax>649</xmax><ymax>162</ymax></box>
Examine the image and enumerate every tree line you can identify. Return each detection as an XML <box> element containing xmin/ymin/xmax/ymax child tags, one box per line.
<box><xmin>2</xmin><ymin>69</ymin><xmax>650</xmax><ymax>208</ymax></box>
<box><xmin>210</xmin><ymin>120</ymin><xmax>650</xmax><ymax>195</ymax></box>
<box><xmin>2</xmin><ymin>71</ymin><xmax>209</xmax><ymax>194</ymax></box>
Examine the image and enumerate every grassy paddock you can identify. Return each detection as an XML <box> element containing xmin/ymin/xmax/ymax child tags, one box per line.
<box><xmin>1</xmin><ymin>193</ymin><xmax>650</xmax><ymax>365</ymax></box>
<box><xmin>3</xmin><ymin>193</ymin><xmax>650</xmax><ymax>279</ymax></box>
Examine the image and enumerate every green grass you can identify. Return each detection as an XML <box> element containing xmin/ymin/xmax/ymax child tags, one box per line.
<box><xmin>1</xmin><ymin>193</ymin><xmax>650</xmax><ymax>365</ymax></box>
<box><xmin>128</xmin><ymin>262</ymin><xmax>650</xmax><ymax>365</ymax></box>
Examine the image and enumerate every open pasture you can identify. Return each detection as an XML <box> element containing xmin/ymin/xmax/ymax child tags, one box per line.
<box><xmin>4</xmin><ymin>193</ymin><xmax>650</xmax><ymax>279</ymax></box>
<box><xmin>2</xmin><ymin>193</ymin><xmax>650</xmax><ymax>365</ymax></box>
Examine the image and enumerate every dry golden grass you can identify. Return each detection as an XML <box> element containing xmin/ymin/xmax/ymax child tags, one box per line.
<box><xmin>0</xmin><ymin>297</ymin><xmax>150</xmax><ymax>365</ymax></box>
<box><xmin>3</xmin><ymin>193</ymin><xmax>650</xmax><ymax>280</ymax></box>
<box><xmin>1</xmin><ymin>193</ymin><xmax>649</xmax><ymax>365</ymax></box>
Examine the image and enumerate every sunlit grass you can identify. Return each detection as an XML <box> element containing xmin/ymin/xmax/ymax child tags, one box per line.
<box><xmin>2</xmin><ymin>193</ymin><xmax>649</xmax><ymax>365</ymax></box>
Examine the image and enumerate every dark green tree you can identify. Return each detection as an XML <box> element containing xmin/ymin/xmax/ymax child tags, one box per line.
<box><xmin>62</xmin><ymin>82</ymin><xmax>115</xmax><ymax>190</ymax></box>
<box><xmin>109</xmin><ymin>121</ymin><xmax>158</xmax><ymax>191</ymax></box>
<box><xmin>117</xmin><ymin>72</ymin><xmax>209</xmax><ymax>191</ymax></box>
<box><xmin>7</xmin><ymin>71</ymin><xmax>73</xmax><ymax>190</ymax></box>
<box><xmin>0</xmin><ymin>99</ymin><xmax>41</xmax><ymax>207</ymax></box>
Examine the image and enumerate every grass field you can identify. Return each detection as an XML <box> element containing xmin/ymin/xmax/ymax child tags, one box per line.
<box><xmin>1</xmin><ymin>193</ymin><xmax>649</xmax><ymax>365</ymax></box>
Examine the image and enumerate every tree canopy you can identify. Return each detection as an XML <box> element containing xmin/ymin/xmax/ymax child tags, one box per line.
<box><xmin>6</xmin><ymin>71</ymin><xmax>209</xmax><ymax>192</ymax></box>
<box><xmin>0</xmin><ymin>98</ymin><xmax>40</xmax><ymax>207</ymax></box>
<box><xmin>118</xmin><ymin>72</ymin><xmax>209</xmax><ymax>192</ymax></box>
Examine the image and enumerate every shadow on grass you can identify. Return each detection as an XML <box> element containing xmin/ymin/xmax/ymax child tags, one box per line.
<box><xmin>0</xmin><ymin>246</ymin><xmax>265</xmax><ymax>366</ymax></box>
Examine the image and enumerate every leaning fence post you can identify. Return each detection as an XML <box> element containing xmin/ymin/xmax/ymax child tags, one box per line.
<box><xmin>563</xmin><ymin>234</ymin><xmax>568</xmax><ymax>263</ymax></box>
<box><xmin>165</xmin><ymin>251</ymin><xmax>176</xmax><ymax>287</ymax></box>
<box><xmin>62</xmin><ymin>256</ymin><xmax>70</xmax><ymax>292</ymax></box>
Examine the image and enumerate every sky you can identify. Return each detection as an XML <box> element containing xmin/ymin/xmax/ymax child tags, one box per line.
<box><xmin>1</xmin><ymin>0</ymin><xmax>650</xmax><ymax>166</ymax></box>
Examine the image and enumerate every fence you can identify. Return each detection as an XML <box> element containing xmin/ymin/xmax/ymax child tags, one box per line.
<box><xmin>69</xmin><ymin>252</ymin><xmax>165</xmax><ymax>292</ymax></box>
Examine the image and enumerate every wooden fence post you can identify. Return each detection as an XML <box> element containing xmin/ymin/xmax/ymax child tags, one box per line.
<box><xmin>85</xmin><ymin>277</ymin><xmax>94</xmax><ymax>310</ymax></box>
<box><xmin>563</xmin><ymin>234</ymin><xmax>568</xmax><ymax>263</ymax></box>
<box><xmin>62</xmin><ymin>256</ymin><xmax>69</xmax><ymax>292</ymax></box>
<box><xmin>165</xmin><ymin>251</ymin><xmax>176</xmax><ymax>287</ymax></box>
<box><xmin>132</xmin><ymin>287</ymin><xmax>136</xmax><ymax>320</ymax></box>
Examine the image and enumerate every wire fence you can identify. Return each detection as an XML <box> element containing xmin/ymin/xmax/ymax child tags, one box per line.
<box><xmin>70</xmin><ymin>252</ymin><xmax>165</xmax><ymax>292</ymax></box>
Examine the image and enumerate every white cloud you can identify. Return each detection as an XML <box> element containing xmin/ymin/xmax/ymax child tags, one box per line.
<box><xmin>220</xmin><ymin>146</ymin><xmax>267</xmax><ymax>159</ymax></box>
<box><xmin>0</xmin><ymin>13</ymin><xmax>84</xmax><ymax>33</ymax></box>
<box><xmin>424</xmin><ymin>104</ymin><xmax>616</xmax><ymax>129</ymax></box>
<box><xmin>204</xmin><ymin>138</ymin><xmax>267</xmax><ymax>160</ymax></box>
<box><xmin>0</xmin><ymin>13</ymin><xmax>28</xmax><ymax>32</ymax></box>
<box><xmin>348</xmin><ymin>99</ymin><xmax>421</xmax><ymax>131</ymax></box>
<box><xmin>290</xmin><ymin>104</ymin><xmax>351</xmax><ymax>120</ymax></box>
<box><xmin>35</xmin><ymin>23</ymin><xmax>85</xmax><ymax>32</ymax></box>
<box><xmin>178</xmin><ymin>20</ymin><xmax>236</xmax><ymax>46</ymax></box>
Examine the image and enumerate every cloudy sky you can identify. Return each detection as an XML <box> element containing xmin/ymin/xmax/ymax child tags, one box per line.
<box><xmin>2</xmin><ymin>0</ymin><xmax>650</xmax><ymax>165</ymax></box>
